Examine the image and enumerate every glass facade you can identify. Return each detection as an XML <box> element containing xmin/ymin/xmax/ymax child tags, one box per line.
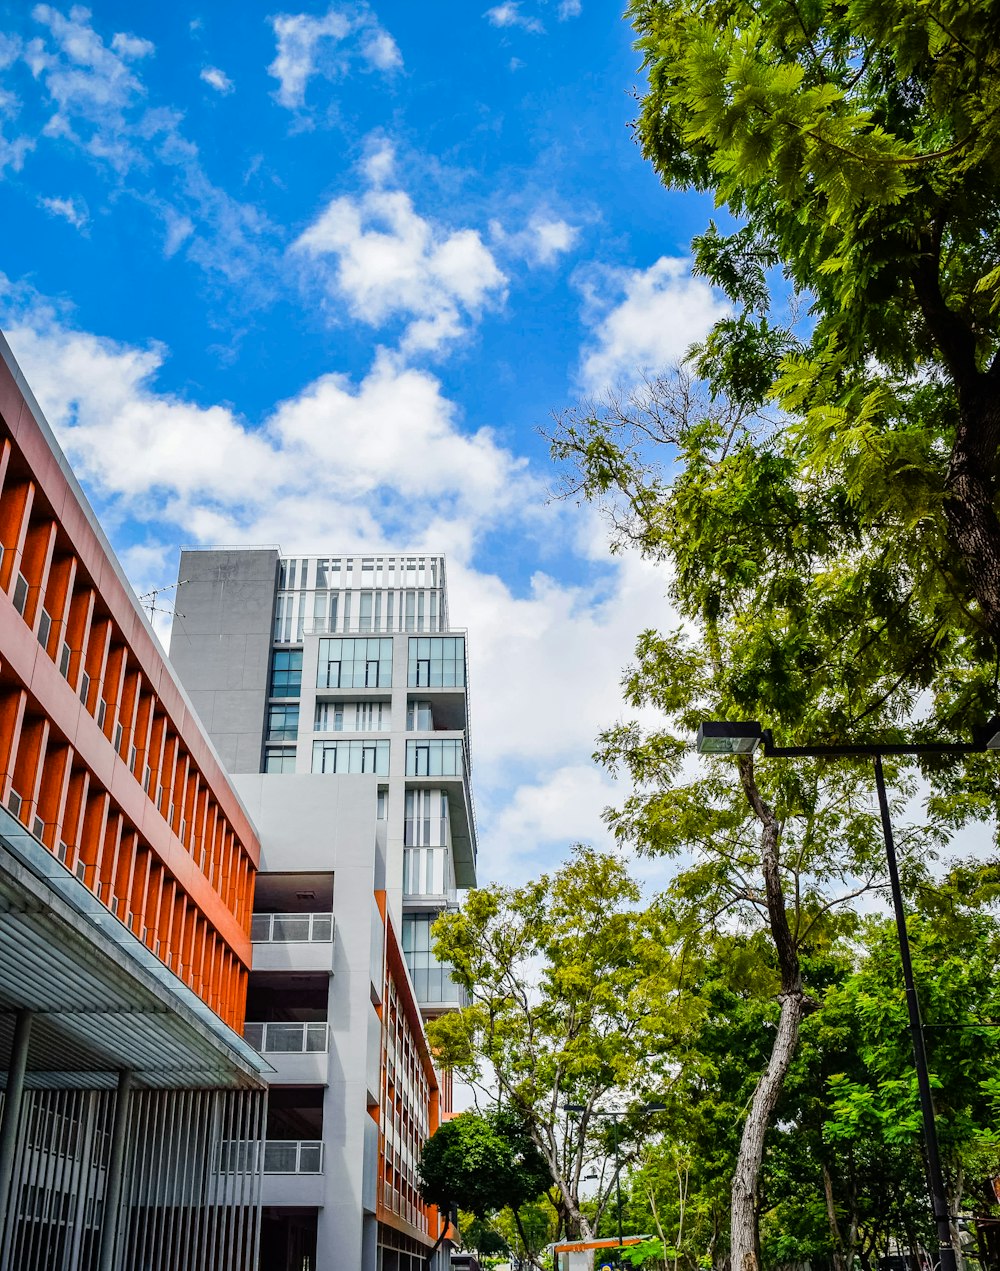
<box><xmin>401</xmin><ymin>914</ymin><xmax>463</xmax><ymax>1005</ymax></box>
<box><xmin>405</xmin><ymin>701</ymin><xmax>433</xmax><ymax>730</ymax></box>
<box><xmin>273</xmin><ymin>555</ymin><xmax>447</xmax><ymax>640</ymax></box>
<box><xmin>405</xmin><ymin>739</ymin><xmax>463</xmax><ymax>777</ymax></box>
<box><xmin>269</xmin><ymin>650</ymin><xmax>302</xmax><ymax>698</ymax></box>
<box><xmin>267</xmin><ymin>704</ymin><xmax>299</xmax><ymax>740</ymax></box>
<box><xmin>407</xmin><ymin>637</ymin><xmax>465</xmax><ymax>688</ymax></box>
<box><xmin>317</xmin><ymin>638</ymin><xmax>392</xmax><ymax>690</ymax></box>
<box><xmin>264</xmin><ymin>748</ymin><xmax>296</xmax><ymax>773</ymax></box>
<box><xmin>312</xmin><ymin>740</ymin><xmax>390</xmax><ymax>775</ymax></box>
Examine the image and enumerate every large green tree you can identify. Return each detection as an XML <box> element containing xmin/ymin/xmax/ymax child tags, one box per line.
<box><xmin>426</xmin><ymin>847</ymin><xmax>677</xmax><ymax>1240</ymax></box>
<box><xmin>552</xmin><ymin>372</ymin><xmax>959</xmax><ymax>1271</ymax></box>
<box><xmin>629</xmin><ymin>0</ymin><xmax>1000</xmax><ymax>643</ymax></box>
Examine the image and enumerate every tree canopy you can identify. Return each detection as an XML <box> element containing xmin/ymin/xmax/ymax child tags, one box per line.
<box><xmin>418</xmin><ymin>1106</ymin><xmax>550</xmax><ymax>1221</ymax></box>
<box><xmin>629</xmin><ymin>0</ymin><xmax>1000</xmax><ymax>670</ymax></box>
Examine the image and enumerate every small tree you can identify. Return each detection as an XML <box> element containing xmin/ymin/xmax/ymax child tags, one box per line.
<box><xmin>419</xmin><ymin>1108</ymin><xmax>552</xmax><ymax>1262</ymax></box>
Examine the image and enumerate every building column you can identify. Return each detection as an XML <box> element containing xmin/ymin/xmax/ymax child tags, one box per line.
<box><xmin>97</xmin><ymin>1068</ymin><xmax>133</xmax><ymax>1271</ymax></box>
<box><xmin>0</xmin><ymin>1008</ymin><xmax>33</xmax><ymax>1243</ymax></box>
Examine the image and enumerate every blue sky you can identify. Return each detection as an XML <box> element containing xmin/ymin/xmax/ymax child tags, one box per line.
<box><xmin>0</xmin><ymin>0</ymin><xmax>731</xmax><ymax>885</ymax></box>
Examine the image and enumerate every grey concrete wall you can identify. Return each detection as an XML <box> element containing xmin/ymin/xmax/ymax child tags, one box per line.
<box><xmin>168</xmin><ymin>549</ymin><xmax>279</xmax><ymax>773</ymax></box>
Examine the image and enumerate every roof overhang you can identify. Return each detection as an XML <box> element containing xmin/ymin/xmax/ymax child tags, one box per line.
<box><xmin>0</xmin><ymin>807</ymin><xmax>271</xmax><ymax>1090</ymax></box>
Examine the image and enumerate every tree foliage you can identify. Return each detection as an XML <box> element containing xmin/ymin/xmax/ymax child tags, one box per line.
<box><xmin>630</xmin><ymin>0</ymin><xmax>1000</xmax><ymax>644</ymax></box>
<box><xmin>426</xmin><ymin>847</ymin><xmax>678</xmax><ymax>1240</ymax></box>
<box><xmin>418</xmin><ymin>1107</ymin><xmax>550</xmax><ymax>1220</ymax></box>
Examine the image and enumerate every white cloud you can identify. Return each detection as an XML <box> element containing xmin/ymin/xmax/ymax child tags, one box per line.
<box><xmin>200</xmin><ymin>65</ymin><xmax>233</xmax><ymax>94</ymax></box>
<box><xmin>480</xmin><ymin>763</ymin><xmax>618</xmax><ymax>883</ymax></box>
<box><xmin>110</xmin><ymin>31</ymin><xmax>154</xmax><ymax>59</ymax></box>
<box><xmin>267</xmin><ymin>4</ymin><xmax>401</xmax><ymax>110</ymax></box>
<box><xmin>491</xmin><ymin>213</ymin><xmax>579</xmax><ymax>267</ymax></box>
<box><xmin>484</xmin><ymin>3</ymin><xmax>545</xmax><ymax>33</ymax></box>
<box><xmin>0</xmin><ymin>295</ymin><xmax>531</xmax><ymax>554</ymax></box>
<box><xmin>26</xmin><ymin>4</ymin><xmax>153</xmax><ymax>173</ymax></box>
<box><xmin>0</xmin><ymin>290</ymin><xmax>683</xmax><ymax>893</ymax></box>
<box><xmin>293</xmin><ymin>171</ymin><xmax>507</xmax><ymax>353</ymax></box>
<box><xmin>558</xmin><ymin>0</ymin><xmax>582</xmax><ymax>17</ymax></box>
<box><xmin>577</xmin><ymin>256</ymin><xmax>729</xmax><ymax>392</ymax></box>
<box><xmin>0</xmin><ymin>39</ymin><xmax>32</xmax><ymax>173</ymax></box>
<box><xmin>39</xmin><ymin>193</ymin><xmax>88</xmax><ymax>229</ymax></box>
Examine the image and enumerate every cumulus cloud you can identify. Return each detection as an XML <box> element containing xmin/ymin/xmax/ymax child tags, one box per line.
<box><xmin>267</xmin><ymin>4</ymin><xmax>402</xmax><ymax>110</ymax></box>
<box><xmin>292</xmin><ymin>169</ymin><xmax>507</xmax><ymax>353</ymax></box>
<box><xmin>1</xmin><ymin>296</ymin><xmax>530</xmax><ymax>553</ymax></box>
<box><xmin>0</xmin><ymin>288</ymin><xmax>687</xmax><ymax>889</ymax></box>
<box><xmin>558</xmin><ymin>0</ymin><xmax>582</xmax><ymax>16</ymax></box>
<box><xmin>39</xmin><ymin>193</ymin><xmax>88</xmax><ymax>229</ymax></box>
<box><xmin>484</xmin><ymin>3</ymin><xmax>545</xmax><ymax>33</ymax></box>
<box><xmin>200</xmin><ymin>65</ymin><xmax>233</xmax><ymax>94</ymax></box>
<box><xmin>491</xmin><ymin>213</ymin><xmax>579</xmax><ymax>267</ymax></box>
<box><xmin>577</xmin><ymin>256</ymin><xmax>729</xmax><ymax>392</ymax></box>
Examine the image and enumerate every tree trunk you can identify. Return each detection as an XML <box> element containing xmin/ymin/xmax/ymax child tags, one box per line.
<box><xmin>729</xmin><ymin>988</ymin><xmax>809</xmax><ymax>1271</ymax></box>
<box><xmin>822</xmin><ymin>1163</ymin><xmax>849</xmax><ymax>1271</ymax></box>
<box><xmin>731</xmin><ymin>758</ymin><xmax>813</xmax><ymax>1271</ymax></box>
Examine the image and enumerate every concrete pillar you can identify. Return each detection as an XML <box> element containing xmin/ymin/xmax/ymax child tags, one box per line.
<box><xmin>97</xmin><ymin>1068</ymin><xmax>133</xmax><ymax>1271</ymax></box>
<box><xmin>0</xmin><ymin>1008</ymin><xmax>33</xmax><ymax>1242</ymax></box>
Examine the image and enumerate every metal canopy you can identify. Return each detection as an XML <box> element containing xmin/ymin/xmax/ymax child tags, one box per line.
<box><xmin>0</xmin><ymin>808</ymin><xmax>271</xmax><ymax>1091</ymax></box>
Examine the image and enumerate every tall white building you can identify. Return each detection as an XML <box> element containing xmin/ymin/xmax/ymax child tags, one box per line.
<box><xmin>169</xmin><ymin>549</ymin><xmax>476</xmax><ymax>1271</ymax></box>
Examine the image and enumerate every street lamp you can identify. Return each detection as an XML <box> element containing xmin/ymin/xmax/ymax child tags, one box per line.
<box><xmin>564</xmin><ymin>1102</ymin><xmax>665</xmax><ymax>1266</ymax></box>
<box><xmin>696</xmin><ymin>718</ymin><xmax>1000</xmax><ymax>1271</ymax></box>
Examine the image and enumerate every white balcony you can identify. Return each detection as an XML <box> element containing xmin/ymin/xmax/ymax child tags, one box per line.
<box><xmin>252</xmin><ymin>912</ymin><xmax>334</xmax><ymax>943</ymax></box>
<box><xmin>250</xmin><ymin>911</ymin><xmax>335</xmax><ymax>973</ymax></box>
<box><xmin>260</xmin><ymin>1140</ymin><xmax>326</xmax><ymax>1207</ymax></box>
<box><xmin>243</xmin><ymin>1021</ymin><xmax>330</xmax><ymax>1084</ymax></box>
<box><xmin>264</xmin><ymin>1139</ymin><xmax>324</xmax><ymax>1173</ymax></box>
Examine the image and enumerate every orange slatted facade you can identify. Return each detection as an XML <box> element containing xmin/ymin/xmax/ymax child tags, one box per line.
<box><xmin>375</xmin><ymin>890</ymin><xmax>446</xmax><ymax>1250</ymax></box>
<box><xmin>0</xmin><ymin>354</ymin><xmax>260</xmax><ymax>1031</ymax></box>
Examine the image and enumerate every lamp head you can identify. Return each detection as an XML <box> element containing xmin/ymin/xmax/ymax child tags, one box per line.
<box><xmin>696</xmin><ymin>721</ymin><xmax>763</xmax><ymax>755</ymax></box>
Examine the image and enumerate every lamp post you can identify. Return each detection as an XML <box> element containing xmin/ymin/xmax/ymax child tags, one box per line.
<box><xmin>695</xmin><ymin>718</ymin><xmax>1000</xmax><ymax>1271</ymax></box>
<box><xmin>564</xmin><ymin>1102</ymin><xmax>666</xmax><ymax>1267</ymax></box>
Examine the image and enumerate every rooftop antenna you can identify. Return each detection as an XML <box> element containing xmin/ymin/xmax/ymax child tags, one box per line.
<box><xmin>138</xmin><ymin>579</ymin><xmax>188</xmax><ymax>622</ymax></box>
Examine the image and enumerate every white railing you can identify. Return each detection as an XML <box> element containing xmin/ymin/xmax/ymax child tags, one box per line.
<box><xmin>243</xmin><ymin>1022</ymin><xmax>329</xmax><ymax>1054</ymax></box>
<box><xmin>251</xmin><ymin>912</ymin><xmax>334</xmax><ymax>943</ymax></box>
<box><xmin>219</xmin><ymin>1140</ymin><xmax>325</xmax><ymax>1174</ymax></box>
<box><xmin>263</xmin><ymin>1140</ymin><xmax>324</xmax><ymax>1174</ymax></box>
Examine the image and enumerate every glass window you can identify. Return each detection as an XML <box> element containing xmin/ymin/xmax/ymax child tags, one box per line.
<box><xmin>406</xmin><ymin>701</ymin><xmax>433</xmax><ymax>731</ymax></box>
<box><xmin>267</xmin><ymin>704</ymin><xmax>299</xmax><ymax>740</ymax></box>
<box><xmin>312</xmin><ymin>739</ymin><xmax>389</xmax><ymax>775</ymax></box>
<box><xmin>405</xmin><ymin>739</ymin><xmax>462</xmax><ymax>777</ymax></box>
<box><xmin>402</xmin><ymin>914</ymin><xmax>462</xmax><ymax>1004</ymax></box>
<box><xmin>269</xmin><ymin>650</ymin><xmax>302</xmax><ymax>698</ymax></box>
<box><xmin>264</xmin><ymin>748</ymin><xmax>297</xmax><ymax>773</ymax></box>
<box><xmin>407</xmin><ymin>637</ymin><xmax>465</xmax><ymax>688</ymax></box>
<box><xmin>317</xmin><ymin>638</ymin><xmax>392</xmax><ymax>689</ymax></box>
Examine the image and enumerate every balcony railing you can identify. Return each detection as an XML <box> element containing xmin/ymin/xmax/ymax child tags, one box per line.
<box><xmin>264</xmin><ymin>1140</ymin><xmax>324</xmax><ymax>1174</ymax></box>
<box><xmin>219</xmin><ymin>1140</ymin><xmax>324</xmax><ymax>1174</ymax></box>
<box><xmin>243</xmin><ymin>1022</ymin><xmax>329</xmax><ymax>1054</ymax></box>
<box><xmin>251</xmin><ymin>912</ymin><xmax>334</xmax><ymax>943</ymax></box>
